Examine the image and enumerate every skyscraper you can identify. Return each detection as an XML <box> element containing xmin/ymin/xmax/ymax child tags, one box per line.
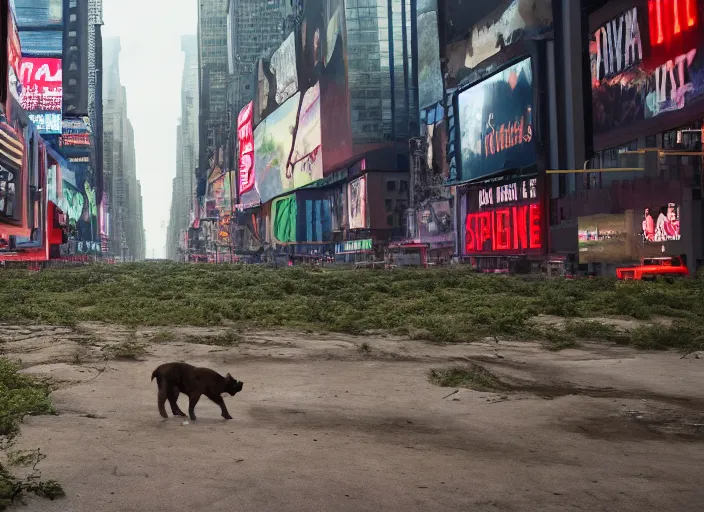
<box><xmin>197</xmin><ymin>0</ymin><xmax>229</xmax><ymax>176</ymax></box>
<box><xmin>166</xmin><ymin>35</ymin><xmax>199</xmax><ymax>260</ymax></box>
<box><xmin>345</xmin><ymin>0</ymin><xmax>418</xmax><ymax>146</ymax></box>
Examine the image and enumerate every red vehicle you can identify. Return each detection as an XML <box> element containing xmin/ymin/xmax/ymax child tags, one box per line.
<box><xmin>0</xmin><ymin>200</ymin><xmax>69</xmax><ymax>264</ymax></box>
<box><xmin>616</xmin><ymin>256</ymin><xmax>689</xmax><ymax>281</ymax></box>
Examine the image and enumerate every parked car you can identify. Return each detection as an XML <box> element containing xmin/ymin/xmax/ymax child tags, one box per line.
<box><xmin>616</xmin><ymin>256</ymin><xmax>689</xmax><ymax>281</ymax></box>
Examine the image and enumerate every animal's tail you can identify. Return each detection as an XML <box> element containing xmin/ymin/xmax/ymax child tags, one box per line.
<box><xmin>151</xmin><ymin>369</ymin><xmax>159</xmax><ymax>383</ymax></box>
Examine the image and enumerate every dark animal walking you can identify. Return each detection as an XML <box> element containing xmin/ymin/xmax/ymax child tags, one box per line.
<box><xmin>151</xmin><ymin>362</ymin><xmax>244</xmax><ymax>421</ymax></box>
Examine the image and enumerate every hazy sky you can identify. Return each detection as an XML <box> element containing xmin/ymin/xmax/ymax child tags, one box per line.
<box><xmin>102</xmin><ymin>0</ymin><xmax>197</xmax><ymax>258</ymax></box>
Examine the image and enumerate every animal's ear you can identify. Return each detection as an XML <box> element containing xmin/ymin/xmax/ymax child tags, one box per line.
<box><xmin>227</xmin><ymin>373</ymin><xmax>233</xmax><ymax>379</ymax></box>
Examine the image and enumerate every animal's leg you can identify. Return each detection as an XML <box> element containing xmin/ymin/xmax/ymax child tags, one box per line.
<box><xmin>188</xmin><ymin>393</ymin><xmax>201</xmax><ymax>421</ymax></box>
<box><xmin>208</xmin><ymin>393</ymin><xmax>232</xmax><ymax>420</ymax></box>
<box><xmin>168</xmin><ymin>386</ymin><xmax>186</xmax><ymax>417</ymax></box>
<box><xmin>157</xmin><ymin>381</ymin><xmax>169</xmax><ymax>419</ymax></box>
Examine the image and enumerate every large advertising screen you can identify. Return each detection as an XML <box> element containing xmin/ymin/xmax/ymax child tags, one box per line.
<box><xmin>290</xmin><ymin>82</ymin><xmax>323</xmax><ymax>186</ymax></box>
<box><xmin>237</xmin><ymin>102</ymin><xmax>255</xmax><ymax>197</ymax></box>
<box><xmin>19</xmin><ymin>57</ymin><xmax>62</xmax><ymax>134</ymax></box>
<box><xmin>15</xmin><ymin>0</ymin><xmax>63</xmax><ymax>27</ymax></box>
<box><xmin>417</xmin><ymin>0</ymin><xmax>444</xmax><ymax>109</ymax></box>
<box><xmin>590</xmin><ymin>3</ymin><xmax>704</xmax><ymax>136</ymax></box>
<box><xmin>347</xmin><ymin>174</ymin><xmax>367</xmax><ymax>230</ymax></box>
<box><xmin>578</xmin><ymin>213</ymin><xmax>636</xmax><ymax>264</ymax></box>
<box><xmin>456</xmin><ymin>57</ymin><xmax>535</xmax><ymax>183</ymax></box>
<box><xmin>255</xmin><ymin>32</ymin><xmax>299</xmax><ymax>124</ymax></box>
<box><xmin>300</xmin><ymin>0</ymin><xmax>353</xmax><ymax>174</ymax></box>
<box><xmin>641</xmin><ymin>203</ymin><xmax>681</xmax><ymax>243</ymax></box>
<box><xmin>250</xmin><ymin>93</ymin><xmax>300</xmax><ymax>205</ymax></box>
<box><xmin>271</xmin><ymin>194</ymin><xmax>297</xmax><ymax>244</ymax></box>
<box><xmin>464</xmin><ymin>176</ymin><xmax>543</xmax><ymax>255</ymax></box>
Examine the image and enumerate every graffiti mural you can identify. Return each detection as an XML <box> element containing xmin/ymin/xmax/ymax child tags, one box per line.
<box><xmin>591</xmin><ymin>2</ymin><xmax>704</xmax><ymax>134</ymax></box>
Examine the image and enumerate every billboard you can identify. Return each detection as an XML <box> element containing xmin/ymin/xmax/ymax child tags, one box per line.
<box><xmin>417</xmin><ymin>0</ymin><xmax>444</xmax><ymax>109</ymax></box>
<box><xmin>14</xmin><ymin>0</ymin><xmax>63</xmax><ymax>27</ymax></box>
<box><xmin>347</xmin><ymin>174</ymin><xmax>367</xmax><ymax>229</ymax></box>
<box><xmin>463</xmin><ymin>176</ymin><xmax>543</xmax><ymax>255</ymax></box>
<box><xmin>290</xmin><ymin>81</ymin><xmax>323</xmax><ymax>187</ymax></box>
<box><xmin>590</xmin><ymin>3</ymin><xmax>704</xmax><ymax>136</ymax></box>
<box><xmin>300</xmin><ymin>0</ymin><xmax>353</xmax><ymax>173</ymax></box>
<box><xmin>249</xmin><ymin>93</ymin><xmax>300</xmax><ymax>205</ymax></box>
<box><xmin>255</xmin><ymin>32</ymin><xmax>299</xmax><ymax>124</ymax></box>
<box><xmin>0</xmin><ymin>120</ymin><xmax>24</xmax><ymax>222</ymax></box>
<box><xmin>271</xmin><ymin>194</ymin><xmax>297</xmax><ymax>244</ymax></box>
<box><xmin>7</xmin><ymin>9</ymin><xmax>23</xmax><ymax>101</ymax></box>
<box><xmin>418</xmin><ymin>199</ymin><xmax>453</xmax><ymax>239</ymax></box>
<box><xmin>641</xmin><ymin>203</ymin><xmax>681</xmax><ymax>243</ymax></box>
<box><xmin>456</xmin><ymin>57</ymin><xmax>535</xmax><ymax>183</ymax></box>
<box><xmin>19</xmin><ymin>57</ymin><xmax>62</xmax><ymax>134</ymax></box>
<box><xmin>578</xmin><ymin>213</ymin><xmax>636</xmax><ymax>264</ymax></box>
<box><xmin>237</xmin><ymin>102</ymin><xmax>255</xmax><ymax>197</ymax></box>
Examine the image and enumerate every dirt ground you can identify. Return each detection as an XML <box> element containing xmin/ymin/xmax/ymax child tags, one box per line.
<box><xmin>2</xmin><ymin>323</ymin><xmax>704</xmax><ymax>512</ymax></box>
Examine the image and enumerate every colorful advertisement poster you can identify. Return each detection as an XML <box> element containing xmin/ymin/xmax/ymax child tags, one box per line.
<box><xmin>272</xmin><ymin>194</ymin><xmax>297</xmax><ymax>244</ymax></box>
<box><xmin>590</xmin><ymin>3</ymin><xmax>704</xmax><ymax>136</ymax></box>
<box><xmin>348</xmin><ymin>175</ymin><xmax>367</xmax><ymax>229</ymax></box>
<box><xmin>456</xmin><ymin>57</ymin><xmax>535</xmax><ymax>183</ymax></box>
<box><xmin>290</xmin><ymin>82</ymin><xmax>323</xmax><ymax>188</ymax></box>
<box><xmin>641</xmin><ymin>203</ymin><xmax>681</xmax><ymax>242</ymax></box>
<box><xmin>19</xmin><ymin>57</ymin><xmax>63</xmax><ymax>134</ymax></box>
<box><xmin>238</xmin><ymin>102</ymin><xmax>255</xmax><ymax>196</ymax></box>
<box><xmin>7</xmin><ymin>11</ymin><xmax>23</xmax><ymax>101</ymax></box>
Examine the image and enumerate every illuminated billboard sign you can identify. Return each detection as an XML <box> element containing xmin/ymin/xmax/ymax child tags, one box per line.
<box><xmin>347</xmin><ymin>174</ymin><xmax>367</xmax><ymax>230</ymax></box>
<box><xmin>641</xmin><ymin>203</ymin><xmax>681</xmax><ymax>242</ymax></box>
<box><xmin>591</xmin><ymin>1</ymin><xmax>704</xmax><ymax>135</ymax></box>
<box><xmin>237</xmin><ymin>102</ymin><xmax>255</xmax><ymax>196</ymax></box>
<box><xmin>456</xmin><ymin>57</ymin><xmax>535</xmax><ymax>183</ymax></box>
<box><xmin>464</xmin><ymin>176</ymin><xmax>543</xmax><ymax>255</ymax></box>
<box><xmin>19</xmin><ymin>57</ymin><xmax>62</xmax><ymax>134</ymax></box>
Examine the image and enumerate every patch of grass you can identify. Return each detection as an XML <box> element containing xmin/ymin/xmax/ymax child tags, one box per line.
<box><xmin>0</xmin><ymin>360</ymin><xmax>62</xmax><ymax>509</ymax></box>
<box><xmin>0</xmin><ymin>264</ymin><xmax>702</xmax><ymax>350</ymax></box>
<box><xmin>102</xmin><ymin>340</ymin><xmax>147</xmax><ymax>361</ymax></box>
<box><xmin>190</xmin><ymin>329</ymin><xmax>243</xmax><ymax>347</ymax></box>
<box><xmin>427</xmin><ymin>364</ymin><xmax>509</xmax><ymax>392</ymax></box>
<box><xmin>358</xmin><ymin>341</ymin><xmax>371</xmax><ymax>353</ymax></box>
<box><xmin>151</xmin><ymin>329</ymin><xmax>175</xmax><ymax>343</ymax></box>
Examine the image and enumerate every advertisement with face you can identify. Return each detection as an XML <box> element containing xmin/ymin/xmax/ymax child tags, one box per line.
<box><xmin>642</xmin><ymin>203</ymin><xmax>681</xmax><ymax>243</ymax></box>
<box><xmin>19</xmin><ymin>57</ymin><xmax>63</xmax><ymax>134</ymax></box>
<box><xmin>417</xmin><ymin>0</ymin><xmax>444</xmax><ymax>109</ymax></box>
<box><xmin>418</xmin><ymin>200</ymin><xmax>453</xmax><ymax>239</ymax></box>
<box><xmin>457</xmin><ymin>57</ymin><xmax>535</xmax><ymax>183</ymax></box>
<box><xmin>348</xmin><ymin>175</ymin><xmax>367</xmax><ymax>230</ymax></box>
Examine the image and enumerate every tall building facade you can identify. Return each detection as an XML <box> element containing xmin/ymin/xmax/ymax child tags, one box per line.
<box><xmin>102</xmin><ymin>37</ymin><xmax>144</xmax><ymax>261</ymax></box>
<box><xmin>346</xmin><ymin>0</ymin><xmax>418</xmax><ymax>146</ymax></box>
<box><xmin>226</xmin><ymin>0</ymin><xmax>290</xmax><ymax>116</ymax></box>
<box><xmin>167</xmin><ymin>35</ymin><xmax>199</xmax><ymax>260</ymax></box>
<box><xmin>197</xmin><ymin>0</ymin><xmax>229</xmax><ymax>178</ymax></box>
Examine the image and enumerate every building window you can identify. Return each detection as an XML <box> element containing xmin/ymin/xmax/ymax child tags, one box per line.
<box><xmin>386</xmin><ymin>214</ymin><xmax>394</xmax><ymax>227</ymax></box>
<box><xmin>385</xmin><ymin>199</ymin><xmax>393</xmax><ymax>212</ymax></box>
<box><xmin>399</xmin><ymin>180</ymin><xmax>408</xmax><ymax>193</ymax></box>
<box><xmin>386</xmin><ymin>180</ymin><xmax>396</xmax><ymax>192</ymax></box>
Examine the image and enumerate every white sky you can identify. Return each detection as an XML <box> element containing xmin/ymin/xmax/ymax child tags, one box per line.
<box><xmin>102</xmin><ymin>0</ymin><xmax>197</xmax><ymax>259</ymax></box>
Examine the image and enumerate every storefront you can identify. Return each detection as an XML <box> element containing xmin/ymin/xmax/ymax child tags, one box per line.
<box><xmin>334</xmin><ymin>238</ymin><xmax>374</xmax><ymax>264</ymax></box>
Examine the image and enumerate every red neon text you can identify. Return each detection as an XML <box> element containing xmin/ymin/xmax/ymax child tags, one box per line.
<box><xmin>465</xmin><ymin>203</ymin><xmax>542</xmax><ymax>254</ymax></box>
<box><xmin>649</xmin><ymin>0</ymin><xmax>698</xmax><ymax>46</ymax></box>
<box><xmin>484</xmin><ymin>112</ymin><xmax>533</xmax><ymax>158</ymax></box>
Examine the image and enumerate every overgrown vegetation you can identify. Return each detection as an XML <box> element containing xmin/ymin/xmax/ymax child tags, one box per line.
<box><xmin>0</xmin><ymin>359</ymin><xmax>63</xmax><ymax>509</ymax></box>
<box><xmin>102</xmin><ymin>340</ymin><xmax>148</xmax><ymax>360</ymax></box>
<box><xmin>427</xmin><ymin>364</ymin><xmax>509</xmax><ymax>392</ymax></box>
<box><xmin>0</xmin><ymin>263</ymin><xmax>702</xmax><ymax>351</ymax></box>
